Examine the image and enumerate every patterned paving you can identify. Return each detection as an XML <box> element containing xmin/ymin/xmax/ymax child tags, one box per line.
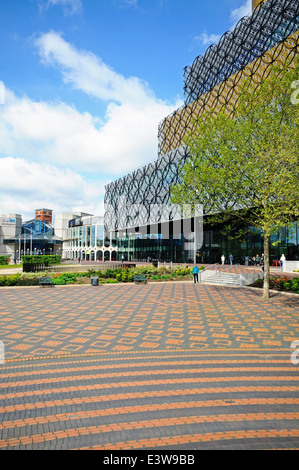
<box><xmin>0</xmin><ymin>283</ymin><xmax>298</xmax><ymax>450</ymax></box>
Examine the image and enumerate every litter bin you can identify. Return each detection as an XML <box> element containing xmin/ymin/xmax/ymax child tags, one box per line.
<box><xmin>91</xmin><ymin>277</ymin><xmax>99</xmax><ymax>286</ymax></box>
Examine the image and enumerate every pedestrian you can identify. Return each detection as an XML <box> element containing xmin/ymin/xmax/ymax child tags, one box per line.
<box><xmin>193</xmin><ymin>264</ymin><xmax>199</xmax><ymax>283</ymax></box>
<box><xmin>280</xmin><ymin>254</ymin><xmax>286</xmax><ymax>270</ymax></box>
<box><xmin>121</xmin><ymin>255</ymin><xmax>124</xmax><ymax>264</ymax></box>
<box><xmin>221</xmin><ymin>254</ymin><xmax>225</xmax><ymax>265</ymax></box>
<box><xmin>78</xmin><ymin>257</ymin><xmax>80</xmax><ymax>264</ymax></box>
<box><xmin>256</xmin><ymin>254</ymin><xmax>260</xmax><ymax>265</ymax></box>
<box><xmin>229</xmin><ymin>253</ymin><xmax>234</xmax><ymax>266</ymax></box>
<box><xmin>260</xmin><ymin>254</ymin><xmax>264</xmax><ymax>272</ymax></box>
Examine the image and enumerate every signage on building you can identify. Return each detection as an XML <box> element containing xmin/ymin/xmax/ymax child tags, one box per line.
<box><xmin>69</xmin><ymin>217</ymin><xmax>82</xmax><ymax>228</ymax></box>
<box><xmin>1</xmin><ymin>217</ymin><xmax>16</xmax><ymax>225</ymax></box>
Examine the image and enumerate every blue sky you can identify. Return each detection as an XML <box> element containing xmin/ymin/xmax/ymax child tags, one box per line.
<box><xmin>0</xmin><ymin>0</ymin><xmax>252</xmax><ymax>220</ymax></box>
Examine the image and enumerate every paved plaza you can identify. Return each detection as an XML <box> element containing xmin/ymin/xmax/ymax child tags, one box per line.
<box><xmin>0</xmin><ymin>282</ymin><xmax>298</xmax><ymax>450</ymax></box>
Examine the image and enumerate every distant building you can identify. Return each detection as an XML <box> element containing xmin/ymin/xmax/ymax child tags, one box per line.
<box><xmin>35</xmin><ymin>208</ymin><xmax>53</xmax><ymax>224</ymax></box>
<box><xmin>2</xmin><ymin>209</ymin><xmax>62</xmax><ymax>260</ymax></box>
<box><xmin>0</xmin><ymin>214</ymin><xmax>22</xmax><ymax>259</ymax></box>
<box><xmin>61</xmin><ymin>213</ymin><xmax>117</xmax><ymax>262</ymax></box>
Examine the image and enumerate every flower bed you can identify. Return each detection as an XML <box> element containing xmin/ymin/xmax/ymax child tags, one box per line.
<box><xmin>0</xmin><ymin>265</ymin><xmax>204</xmax><ymax>287</ymax></box>
<box><xmin>251</xmin><ymin>276</ymin><xmax>299</xmax><ymax>294</ymax></box>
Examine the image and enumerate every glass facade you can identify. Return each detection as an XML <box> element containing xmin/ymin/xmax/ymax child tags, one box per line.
<box><xmin>112</xmin><ymin>221</ymin><xmax>299</xmax><ymax>264</ymax></box>
<box><xmin>63</xmin><ymin>216</ymin><xmax>117</xmax><ymax>261</ymax></box>
<box><xmin>3</xmin><ymin>218</ymin><xmax>62</xmax><ymax>257</ymax></box>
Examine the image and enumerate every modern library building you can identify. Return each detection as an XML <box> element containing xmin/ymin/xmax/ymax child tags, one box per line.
<box><xmin>104</xmin><ymin>0</ymin><xmax>299</xmax><ymax>264</ymax></box>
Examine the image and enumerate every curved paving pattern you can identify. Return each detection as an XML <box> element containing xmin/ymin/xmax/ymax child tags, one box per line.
<box><xmin>0</xmin><ymin>283</ymin><xmax>298</xmax><ymax>450</ymax></box>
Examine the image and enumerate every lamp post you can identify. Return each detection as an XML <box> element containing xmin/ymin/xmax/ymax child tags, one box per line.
<box><xmin>18</xmin><ymin>233</ymin><xmax>21</xmax><ymax>263</ymax></box>
<box><xmin>193</xmin><ymin>189</ymin><xmax>199</xmax><ymax>266</ymax></box>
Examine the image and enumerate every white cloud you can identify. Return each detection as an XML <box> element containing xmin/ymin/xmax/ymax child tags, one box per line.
<box><xmin>0</xmin><ymin>157</ymin><xmax>105</xmax><ymax>220</ymax></box>
<box><xmin>230</xmin><ymin>0</ymin><xmax>252</xmax><ymax>25</ymax></box>
<box><xmin>194</xmin><ymin>0</ymin><xmax>252</xmax><ymax>48</ymax></box>
<box><xmin>28</xmin><ymin>32</ymin><xmax>181</xmax><ymax>172</ymax></box>
<box><xmin>38</xmin><ymin>0</ymin><xmax>82</xmax><ymax>15</ymax></box>
<box><xmin>0</xmin><ymin>32</ymin><xmax>182</xmax><ymax>216</ymax></box>
<box><xmin>117</xmin><ymin>0</ymin><xmax>138</xmax><ymax>7</ymax></box>
<box><xmin>194</xmin><ymin>32</ymin><xmax>222</xmax><ymax>47</ymax></box>
<box><xmin>0</xmin><ymin>85</ymin><xmax>179</xmax><ymax>175</ymax></box>
<box><xmin>35</xmin><ymin>31</ymin><xmax>158</xmax><ymax>107</ymax></box>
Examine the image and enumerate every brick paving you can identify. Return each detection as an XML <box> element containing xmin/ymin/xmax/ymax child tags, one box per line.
<box><xmin>0</xmin><ymin>282</ymin><xmax>298</xmax><ymax>450</ymax></box>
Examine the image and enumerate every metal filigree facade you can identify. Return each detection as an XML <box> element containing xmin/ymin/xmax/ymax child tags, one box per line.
<box><xmin>105</xmin><ymin>0</ymin><xmax>299</xmax><ymax>235</ymax></box>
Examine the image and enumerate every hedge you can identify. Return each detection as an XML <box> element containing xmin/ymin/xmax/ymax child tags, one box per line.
<box><xmin>0</xmin><ymin>256</ymin><xmax>10</xmax><ymax>266</ymax></box>
<box><xmin>21</xmin><ymin>255</ymin><xmax>62</xmax><ymax>265</ymax></box>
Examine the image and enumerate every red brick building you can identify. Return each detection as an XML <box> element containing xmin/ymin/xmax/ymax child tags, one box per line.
<box><xmin>35</xmin><ymin>209</ymin><xmax>53</xmax><ymax>223</ymax></box>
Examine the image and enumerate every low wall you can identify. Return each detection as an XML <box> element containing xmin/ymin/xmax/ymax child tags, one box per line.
<box><xmin>51</xmin><ymin>263</ymin><xmax>136</xmax><ymax>273</ymax></box>
<box><xmin>283</xmin><ymin>261</ymin><xmax>299</xmax><ymax>273</ymax></box>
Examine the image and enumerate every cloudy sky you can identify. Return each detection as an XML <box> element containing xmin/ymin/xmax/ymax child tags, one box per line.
<box><xmin>0</xmin><ymin>0</ymin><xmax>252</xmax><ymax>221</ymax></box>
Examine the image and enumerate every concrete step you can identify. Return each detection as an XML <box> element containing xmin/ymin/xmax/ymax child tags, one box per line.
<box><xmin>202</xmin><ymin>272</ymin><xmax>241</xmax><ymax>286</ymax></box>
<box><xmin>202</xmin><ymin>270</ymin><xmax>263</xmax><ymax>287</ymax></box>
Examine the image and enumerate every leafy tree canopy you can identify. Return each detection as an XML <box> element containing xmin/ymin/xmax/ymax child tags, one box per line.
<box><xmin>171</xmin><ymin>58</ymin><xmax>299</xmax><ymax>298</ymax></box>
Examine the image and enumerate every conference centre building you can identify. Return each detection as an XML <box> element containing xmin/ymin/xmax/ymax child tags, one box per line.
<box><xmin>104</xmin><ymin>0</ymin><xmax>299</xmax><ymax>264</ymax></box>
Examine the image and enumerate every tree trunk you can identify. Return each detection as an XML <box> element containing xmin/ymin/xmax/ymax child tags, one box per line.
<box><xmin>262</xmin><ymin>233</ymin><xmax>270</xmax><ymax>300</ymax></box>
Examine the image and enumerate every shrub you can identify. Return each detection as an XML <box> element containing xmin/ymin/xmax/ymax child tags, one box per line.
<box><xmin>101</xmin><ymin>269</ymin><xmax>117</xmax><ymax>279</ymax></box>
<box><xmin>252</xmin><ymin>276</ymin><xmax>299</xmax><ymax>294</ymax></box>
<box><xmin>52</xmin><ymin>276</ymin><xmax>67</xmax><ymax>285</ymax></box>
<box><xmin>21</xmin><ymin>255</ymin><xmax>61</xmax><ymax>265</ymax></box>
<box><xmin>133</xmin><ymin>266</ymin><xmax>158</xmax><ymax>276</ymax></box>
<box><xmin>0</xmin><ymin>256</ymin><xmax>10</xmax><ymax>266</ymax></box>
<box><xmin>158</xmin><ymin>266</ymin><xmax>172</xmax><ymax>275</ymax></box>
<box><xmin>51</xmin><ymin>273</ymin><xmax>77</xmax><ymax>285</ymax></box>
<box><xmin>76</xmin><ymin>272</ymin><xmax>90</xmax><ymax>278</ymax></box>
<box><xmin>291</xmin><ymin>278</ymin><xmax>299</xmax><ymax>293</ymax></box>
<box><xmin>0</xmin><ymin>273</ymin><xmax>39</xmax><ymax>286</ymax></box>
<box><xmin>87</xmin><ymin>269</ymin><xmax>97</xmax><ymax>276</ymax></box>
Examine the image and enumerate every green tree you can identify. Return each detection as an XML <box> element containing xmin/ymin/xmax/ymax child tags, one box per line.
<box><xmin>171</xmin><ymin>59</ymin><xmax>299</xmax><ymax>299</ymax></box>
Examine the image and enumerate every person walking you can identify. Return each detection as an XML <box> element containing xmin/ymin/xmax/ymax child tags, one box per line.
<box><xmin>229</xmin><ymin>253</ymin><xmax>234</xmax><ymax>266</ymax></box>
<box><xmin>221</xmin><ymin>254</ymin><xmax>225</xmax><ymax>265</ymax></box>
<box><xmin>260</xmin><ymin>254</ymin><xmax>264</xmax><ymax>272</ymax></box>
<box><xmin>193</xmin><ymin>264</ymin><xmax>199</xmax><ymax>284</ymax></box>
<box><xmin>280</xmin><ymin>254</ymin><xmax>286</xmax><ymax>271</ymax></box>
